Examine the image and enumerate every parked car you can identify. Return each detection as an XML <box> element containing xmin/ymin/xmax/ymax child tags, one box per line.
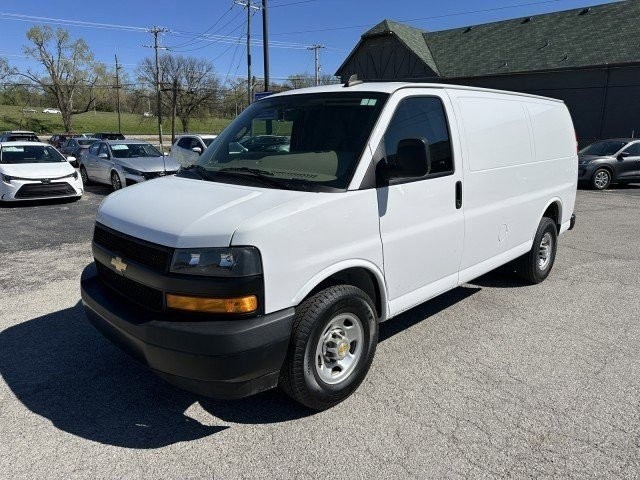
<box><xmin>21</xmin><ymin>108</ymin><xmax>36</xmax><ymax>114</ymax></box>
<box><xmin>578</xmin><ymin>138</ymin><xmax>640</xmax><ymax>189</ymax></box>
<box><xmin>170</xmin><ymin>134</ymin><xmax>217</xmax><ymax>166</ymax></box>
<box><xmin>0</xmin><ymin>141</ymin><xmax>82</xmax><ymax>202</ymax></box>
<box><xmin>60</xmin><ymin>137</ymin><xmax>98</xmax><ymax>167</ymax></box>
<box><xmin>42</xmin><ymin>108</ymin><xmax>61</xmax><ymax>114</ymax></box>
<box><xmin>48</xmin><ymin>133</ymin><xmax>83</xmax><ymax>149</ymax></box>
<box><xmin>0</xmin><ymin>131</ymin><xmax>40</xmax><ymax>143</ymax></box>
<box><xmin>239</xmin><ymin>134</ymin><xmax>290</xmax><ymax>153</ymax></box>
<box><xmin>143</xmin><ymin>112</ymin><xmax>153</xmax><ymax>118</ymax></box>
<box><xmin>92</xmin><ymin>132</ymin><xmax>126</xmax><ymax>141</ymax></box>
<box><xmin>79</xmin><ymin>140</ymin><xmax>179</xmax><ymax>190</ymax></box>
<box><xmin>81</xmin><ymin>82</ymin><xmax>577</xmax><ymax>410</ymax></box>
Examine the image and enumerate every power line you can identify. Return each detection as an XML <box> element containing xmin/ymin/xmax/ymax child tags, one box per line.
<box><xmin>270</xmin><ymin>0</ymin><xmax>569</xmax><ymax>35</ymax></box>
<box><xmin>270</xmin><ymin>0</ymin><xmax>318</xmax><ymax>7</ymax></box>
<box><xmin>168</xmin><ymin>5</ymin><xmax>236</xmax><ymax>49</ymax></box>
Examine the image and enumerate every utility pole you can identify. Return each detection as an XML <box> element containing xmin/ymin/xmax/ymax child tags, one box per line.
<box><xmin>307</xmin><ymin>44</ymin><xmax>325</xmax><ymax>86</ymax></box>
<box><xmin>114</xmin><ymin>54</ymin><xmax>122</xmax><ymax>134</ymax></box>
<box><xmin>143</xmin><ymin>26</ymin><xmax>169</xmax><ymax>153</ymax></box>
<box><xmin>262</xmin><ymin>0</ymin><xmax>269</xmax><ymax>93</ymax></box>
<box><xmin>234</xmin><ymin>0</ymin><xmax>260</xmax><ymax>106</ymax></box>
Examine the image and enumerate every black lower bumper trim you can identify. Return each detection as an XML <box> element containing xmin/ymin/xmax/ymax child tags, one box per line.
<box><xmin>569</xmin><ymin>213</ymin><xmax>576</xmax><ymax>231</ymax></box>
<box><xmin>81</xmin><ymin>263</ymin><xmax>295</xmax><ymax>398</ymax></box>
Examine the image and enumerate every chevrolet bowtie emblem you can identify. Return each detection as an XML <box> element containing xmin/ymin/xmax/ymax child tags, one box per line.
<box><xmin>110</xmin><ymin>256</ymin><xmax>127</xmax><ymax>273</ymax></box>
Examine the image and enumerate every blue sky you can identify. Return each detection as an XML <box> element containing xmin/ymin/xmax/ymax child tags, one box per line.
<box><xmin>0</xmin><ymin>0</ymin><xmax>617</xmax><ymax>84</ymax></box>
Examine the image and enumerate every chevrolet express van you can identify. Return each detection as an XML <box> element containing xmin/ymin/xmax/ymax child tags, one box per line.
<box><xmin>81</xmin><ymin>82</ymin><xmax>577</xmax><ymax>410</ymax></box>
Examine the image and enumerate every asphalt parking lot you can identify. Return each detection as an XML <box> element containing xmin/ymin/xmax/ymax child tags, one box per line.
<box><xmin>1</xmin><ymin>185</ymin><xmax>639</xmax><ymax>479</ymax></box>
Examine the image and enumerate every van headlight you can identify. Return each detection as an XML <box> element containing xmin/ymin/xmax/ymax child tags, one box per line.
<box><xmin>170</xmin><ymin>247</ymin><xmax>262</xmax><ymax>277</ymax></box>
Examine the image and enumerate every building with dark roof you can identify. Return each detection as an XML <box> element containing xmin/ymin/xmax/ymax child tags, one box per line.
<box><xmin>336</xmin><ymin>1</ymin><xmax>640</xmax><ymax>146</ymax></box>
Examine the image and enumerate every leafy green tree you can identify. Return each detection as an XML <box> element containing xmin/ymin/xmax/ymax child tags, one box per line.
<box><xmin>19</xmin><ymin>26</ymin><xmax>104</xmax><ymax>132</ymax></box>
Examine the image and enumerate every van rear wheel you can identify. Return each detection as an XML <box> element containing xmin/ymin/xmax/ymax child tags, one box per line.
<box><xmin>279</xmin><ymin>285</ymin><xmax>378</xmax><ymax>410</ymax></box>
<box><xmin>516</xmin><ymin>217</ymin><xmax>558</xmax><ymax>284</ymax></box>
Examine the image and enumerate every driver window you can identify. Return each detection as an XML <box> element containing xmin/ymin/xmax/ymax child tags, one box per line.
<box><xmin>624</xmin><ymin>143</ymin><xmax>640</xmax><ymax>157</ymax></box>
<box><xmin>383</xmin><ymin>97</ymin><xmax>453</xmax><ymax>177</ymax></box>
<box><xmin>98</xmin><ymin>143</ymin><xmax>109</xmax><ymax>157</ymax></box>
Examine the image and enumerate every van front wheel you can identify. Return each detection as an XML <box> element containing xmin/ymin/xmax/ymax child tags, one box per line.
<box><xmin>516</xmin><ymin>217</ymin><xmax>558</xmax><ymax>284</ymax></box>
<box><xmin>279</xmin><ymin>285</ymin><xmax>378</xmax><ymax>410</ymax></box>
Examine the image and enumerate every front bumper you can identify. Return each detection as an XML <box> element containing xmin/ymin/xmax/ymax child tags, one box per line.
<box><xmin>577</xmin><ymin>163</ymin><xmax>599</xmax><ymax>182</ymax></box>
<box><xmin>0</xmin><ymin>178</ymin><xmax>83</xmax><ymax>201</ymax></box>
<box><xmin>80</xmin><ymin>263</ymin><xmax>295</xmax><ymax>398</ymax></box>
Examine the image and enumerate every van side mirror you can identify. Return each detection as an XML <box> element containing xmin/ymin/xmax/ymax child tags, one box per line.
<box><xmin>380</xmin><ymin>138</ymin><xmax>431</xmax><ymax>182</ymax></box>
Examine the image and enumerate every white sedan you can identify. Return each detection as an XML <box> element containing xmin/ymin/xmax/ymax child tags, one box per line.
<box><xmin>42</xmin><ymin>108</ymin><xmax>61</xmax><ymax>114</ymax></box>
<box><xmin>0</xmin><ymin>142</ymin><xmax>83</xmax><ymax>202</ymax></box>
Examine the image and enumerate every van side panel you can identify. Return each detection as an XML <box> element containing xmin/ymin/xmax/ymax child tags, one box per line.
<box><xmin>447</xmin><ymin>89</ymin><xmax>577</xmax><ymax>283</ymax></box>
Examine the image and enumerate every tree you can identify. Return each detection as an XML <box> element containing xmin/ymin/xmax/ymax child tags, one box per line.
<box><xmin>286</xmin><ymin>72</ymin><xmax>338</xmax><ymax>89</ymax></box>
<box><xmin>137</xmin><ymin>54</ymin><xmax>220</xmax><ymax>135</ymax></box>
<box><xmin>19</xmin><ymin>26</ymin><xmax>103</xmax><ymax>132</ymax></box>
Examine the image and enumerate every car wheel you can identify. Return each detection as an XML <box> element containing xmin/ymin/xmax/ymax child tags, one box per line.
<box><xmin>515</xmin><ymin>217</ymin><xmax>558</xmax><ymax>284</ymax></box>
<box><xmin>279</xmin><ymin>285</ymin><xmax>378</xmax><ymax>410</ymax></box>
<box><xmin>80</xmin><ymin>165</ymin><xmax>90</xmax><ymax>185</ymax></box>
<box><xmin>111</xmin><ymin>171</ymin><xmax>122</xmax><ymax>191</ymax></box>
<box><xmin>592</xmin><ymin>168</ymin><xmax>611</xmax><ymax>190</ymax></box>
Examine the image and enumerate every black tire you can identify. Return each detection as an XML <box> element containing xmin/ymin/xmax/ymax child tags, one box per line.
<box><xmin>279</xmin><ymin>285</ymin><xmax>378</xmax><ymax>410</ymax></box>
<box><xmin>79</xmin><ymin>165</ymin><xmax>90</xmax><ymax>185</ymax></box>
<box><xmin>111</xmin><ymin>171</ymin><xmax>122</xmax><ymax>191</ymax></box>
<box><xmin>515</xmin><ymin>217</ymin><xmax>558</xmax><ymax>284</ymax></box>
<box><xmin>591</xmin><ymin>168</ymin><xmax>611</xmax><ymax>190</ymax></box>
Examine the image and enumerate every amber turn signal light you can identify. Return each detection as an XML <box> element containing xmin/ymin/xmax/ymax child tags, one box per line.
<box><xmin>166</xmin><ymin>293</ymin><xmax>258</xmax><ymax>314</ymax></box>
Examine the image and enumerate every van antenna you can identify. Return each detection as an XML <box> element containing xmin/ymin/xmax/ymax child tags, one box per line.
<box><xmin>344</xmin><ymin>74</ymin><xmax>363</xmax><ymax>87</ymax></box>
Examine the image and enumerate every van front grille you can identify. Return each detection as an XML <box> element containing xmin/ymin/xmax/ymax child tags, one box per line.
<box><xmin>96</xmin><ymin>262</ymin><xmax>164</xmax><ymax>311</ymax></box>
<box><xmin>93</xmin><ymin>224</ymin><xmax>173</xmax><ymax>272</ymax></box>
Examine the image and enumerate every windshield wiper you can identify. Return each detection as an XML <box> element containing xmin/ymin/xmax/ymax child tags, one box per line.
<box><xmin>219</xmin><ymin>167</ymin><xmax>275</xmax><ymax>176</ymax></box>
<box><xmin>216</xmin><ymin>167</ymin><xmax>296</xmax><ymax>190</ymax></box>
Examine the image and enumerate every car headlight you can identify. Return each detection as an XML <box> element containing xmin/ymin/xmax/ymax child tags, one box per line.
<box><xmin>170</xmin><ymin>247</ymin><xmax>262</xmax><ymax>277</ymax></box>
<box><xmin>122</xmin><ymin>166</ymin><xmax>144</xmax><ymax>176</ymax></box>
<box><xmin>578</xmin><ymin>159</ymin><xmax>592</xmax><ymax>165</ymax></box>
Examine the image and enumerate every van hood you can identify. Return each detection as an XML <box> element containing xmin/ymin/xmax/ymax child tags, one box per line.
<box><xmin>0</xmin><ymin>161</ymin><xmax>75</xmax><ymax>179</ymax></box>
<box><xmin>96</xmin><ymin>176</ymin><xmax>310</xmax><ymax>248</ymax></box>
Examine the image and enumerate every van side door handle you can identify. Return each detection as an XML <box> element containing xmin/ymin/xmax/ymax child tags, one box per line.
<box><xmin>455</xmin><ymin>181</ymin><xmax>462</xmax><ymax>209</ymax></box>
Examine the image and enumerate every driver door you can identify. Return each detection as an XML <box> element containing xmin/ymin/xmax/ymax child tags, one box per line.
<box><xmin>376</xmin><ymin>91</ymin><xmax>464</xmax><ymax>317</ymax></box>
<box><xmin>95</xmin><ymin>143</ymin><xmax>112</xmax><ymax>183</ymax></box>
<box><xmin>617</xmin><ymin>142</ymin><xmax>640</xmax><ymax>181</ymax></box>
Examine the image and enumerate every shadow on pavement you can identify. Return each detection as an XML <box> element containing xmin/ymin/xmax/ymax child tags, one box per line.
<box><xmin>1</xmin><ymin>286</ymin><xmax>479</xmax><ymax>448</ymax></box>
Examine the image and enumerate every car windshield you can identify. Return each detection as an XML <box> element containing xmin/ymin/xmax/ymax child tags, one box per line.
<box><xmin>78</xmin><ymin>139</ymin><xmax>97</xmax><ymax>146</ymax></box>
<box><xmin>102</xmin><ymin>133</ymin><xmax>125</xmax><ymax>140</ymax></box>
<box><xmin>8</xmin><ymin>135</ymin><xmax>39</xmax><ymax>142</ymax></box>
<box><xmin>580</xmin><ymin>140</ymin><xmax>627</xmax><ymax>156</ymax></box>
<box><xmin>0</xmin><ymin>145</ymin><xmax>66</xmax><ymax>164</ymax></box>
<box><xmin>110</xmin><ymin>143</ymin><xmax>162</xmax><ymax>159</ymax></box>
<box><xmin>186</xmin><ymin>92</ymin><xmax>388</xmax><ymax>191</ymax></box>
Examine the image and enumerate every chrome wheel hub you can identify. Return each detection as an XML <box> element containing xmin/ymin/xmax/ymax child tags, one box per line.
<box><xmin>538</xmin><ymin>232</ymin><xmax>553</xmax><ymax>270</ymax></box>
<box><xmin>314</xmin><ymin>313</ymin><xmax>364</xmax><ymax>385</ymax></box>
<box><xmin>594</xmin><ymin>171</ymin><xmax>609</xmax><ymax>188</ymax></box>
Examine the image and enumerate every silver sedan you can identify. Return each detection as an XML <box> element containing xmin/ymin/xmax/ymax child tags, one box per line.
<box><xmin>78</xmin><ymin>140</ymin><xmax>180</xmax><ymax>190</ymax></box>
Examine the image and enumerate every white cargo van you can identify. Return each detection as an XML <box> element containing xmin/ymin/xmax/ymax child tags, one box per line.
<box><xmin>81</xmin><ymin>82</ymin><xmax>577</xmax><ymax>410</ymax></box>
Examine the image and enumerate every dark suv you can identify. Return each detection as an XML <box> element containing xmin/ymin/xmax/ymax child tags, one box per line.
<box><xmin>578</xmin><ymin>139</ymin><xmax>640</xmax><ymax>190</ymax></box>
<box><xmin>93</xmin><ymin>132</ymin><xmax>125</xmax><ymax>140</ymax></box>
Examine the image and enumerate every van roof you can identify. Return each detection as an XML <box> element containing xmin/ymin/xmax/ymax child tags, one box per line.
<box><xmin>268</xmin><ymin>81</ymin><xmax>564</xmax><ymax>103</ymax></box>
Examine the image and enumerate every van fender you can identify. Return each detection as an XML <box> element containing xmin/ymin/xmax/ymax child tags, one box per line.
<box><xmin>291</xmin><ymin>259</ymin><xmax>389</xmax><ymax>321</ymax></box>
<box><xmin>538</xmin><ymin>196</ymin><xmax>563</xmax><ymax>229</ymax></box>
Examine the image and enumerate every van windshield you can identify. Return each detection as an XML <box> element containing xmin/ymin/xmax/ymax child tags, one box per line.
<box><xmin>182</xmin><ymin>92</ymin><xmax>388</xmax><ymax>191</ymax></box>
